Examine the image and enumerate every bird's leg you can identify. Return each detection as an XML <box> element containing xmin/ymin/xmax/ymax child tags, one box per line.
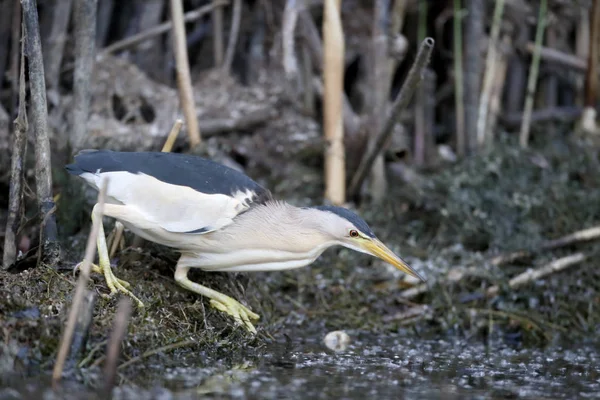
<box><xmin>107</xmin><ymin>221</ymin><xmax>125</xmax><ymax>259</ymax></box>
<box><xmin>75</xmin><ymin>204</ymin><xmax>144</xmax><ymax>309</ymax></box>
<box><xmin>174</xmin><ymin>264</ymin><xmax>260</xmax><ymax>333</ymax></box>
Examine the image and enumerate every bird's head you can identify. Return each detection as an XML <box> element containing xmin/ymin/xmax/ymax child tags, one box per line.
<box><xmin>310</xmin><ymin>205</ymin><xmax>425</xmax><ymax>282</ymax></box>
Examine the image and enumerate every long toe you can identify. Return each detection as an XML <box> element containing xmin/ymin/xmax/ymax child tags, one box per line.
<box><xmin>101</xmin><ymin>263</ymin><xmax>144</xmax><ymax>309</ymax></box>
<box><xmin>209</xmin><ymin>299</ymin><xmax>259</xmax><ymax>334</ymax></box>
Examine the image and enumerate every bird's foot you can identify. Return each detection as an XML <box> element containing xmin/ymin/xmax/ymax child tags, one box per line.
<box><xmin>209</xmin><ymin>297</ymin><xmax>260</xmax><ymax>334</ymax></box>
<box><xmin>73</xmin><ymin>261</ymin><xmax>144</xmax><ymax>309</ymax></box>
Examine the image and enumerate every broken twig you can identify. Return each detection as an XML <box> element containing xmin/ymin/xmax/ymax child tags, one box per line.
<box><xmin>349</xmin><ymin>37</ymin><xmax>434</xmax><ymax>197</ymax></box>
<box><xmin>162</xmin><ymin>119</ymin><xmax>184</xmax><ymax>153</ymax></box>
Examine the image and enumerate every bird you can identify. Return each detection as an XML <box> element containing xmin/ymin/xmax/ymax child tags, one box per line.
<box><xmin>66</xmin><ymin>149</ymin><xmax>425</xmax><ymax>333</ymax></box>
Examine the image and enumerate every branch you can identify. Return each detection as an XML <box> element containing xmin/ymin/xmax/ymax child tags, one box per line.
<box><xmin>99</xmin><ymin>1</ymin><xmax>228</xmax><ymax>56</ymax></box>
<box><xmin>22</xmin><ymin>0</ymin><xmax>61</xmax><ymax>264</ymax></box>
<box><xmin>3</xmin><ymin>23</ymin><xmax>27</xmax><ymax>270</ymax></box>
<box><xmin>71</xmin><ymin>0</ymin><xmax>97</xmax><ymax>151</ymax></box>
<box><xmin>349</xmin><ymin>37</ymin><xmax>434</xmax><ymax>197</ymax></box>
<box><xmin>486</xmin><ymin>253</ymin><xmax>587</xmax><ymax>297</ymax></box>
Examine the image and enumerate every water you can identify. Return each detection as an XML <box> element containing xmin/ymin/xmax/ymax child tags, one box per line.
<box><xmin>125</xmin><ymin>333</ymin><xmax>600</xmax><ymax>399</ymax></box>
<box><xmin>3</xmin><ymin>332</ymin><xmax>600</xmax><ymax>399</ymax></box>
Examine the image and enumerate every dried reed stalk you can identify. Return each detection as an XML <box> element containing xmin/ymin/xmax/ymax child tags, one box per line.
<box><xmin>477</xmin><ymin>0</ymin><xmax>504</xmax><ymax>147</ymax></box>
<box><xmin>170</xmin><ymin>0</ymin><xmax>202</xmax><ymax>148</ymax></box>
<box><xmin>322</xmin><ymin>0</ymin><xmax>345</xmax><ymax>205</ymax></box>
<box><xmin>162</xmin><ymin>119</ymin><xmax>184</xmax><ymax>152</ymax></box>
<box><xmin>519</xmin><ymin>0</ymin><xmax>547</xmax><ymax>147</ymax></box>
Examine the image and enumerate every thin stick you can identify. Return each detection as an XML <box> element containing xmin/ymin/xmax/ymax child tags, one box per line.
<box><xmin>65</xmin><ymin>291</ymin><xmax>97</xmax><ymax>371</ymax></box>
<box><xmin>486</xmin><ymin>253</ymin><xmax>587</xmax><ymax>297</ymax></box>
<box><xmin>453</xmin><ymin>0</ymin><xmax>466</xmax><ymax>156</ymax></box>
<box><xmin>490</xmin><ymin>225</ymin><xmax>600</xmax><ymax>266</ymax></box>
<box><xmin>349</xmin><ymin>37</ymin><xmax>434</xmax><ymax>197</ymax></box>
<box><xmin>102</xmin><ymin>297</ymin><xmax>133</xmax><ymax>398</ymax></box>
<box><xmin>100</xmin><ymin>2</ymin><xmax>228</xmax><ymax>56</ymax></box>
<box><xmin>161</xmin><ymin>119</ymin><xmax>184</xmax><ymax>152</ymax></box>
<box><xmin>212</xmin><ymin>0</ymin><xmax>224</xmax><ymax>66</ymax></box>
<box><xmin>3</xmin><ymin>23</ymin><xmax>27</xmax><ymax>270</ymax></box>
<box><xmin>72</xmin><ymin>0</ymin><xmax>98</xmax><ymax>151</ymax></box>
<box><xmin>519</xmin><ymin>0</ymin><xmax>547</xmax><ymax>148</ymax></box>
<box><xmin>524</xmin><ymin>42</ymin><xmax>586</xmax><ymax>72</ymax></box>
<box><xmin>170</xmin><ymin>0</ymin><xmax>202</xmax><ymax>148</ymax></box>
<box><xmin>52</xmin><ymin>178</ymin><xmax>108</xmax><ymax>387</ymax></box>
<box><xmin>477</xmin><ymin>0</ymin><xmax>504</xmax><ymax>147</ymax></box>
<box><xmin>322</xmin><ymin>0</ymin><xmax>345</xmax><ymax>205</ymax></box>
<box><xmin>222</xmin><ymin>0</ymin><xmax>242</xmax><ymax>75</ymax></box>
<box><xmin>22</xmin><ymin>0</ymin><xmax>60</xmax><ymax>263</ymax></box>
<box><xmin>117</xmin><ymin>339</ymin><xmax>196</xmax><ymax>370</ymax></box>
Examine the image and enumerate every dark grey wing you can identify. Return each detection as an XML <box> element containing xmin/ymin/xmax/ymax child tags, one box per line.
<box><xmin>66</xmin><ymin>149</ymin><xmax>271</xmax><ymax>202</ymax></box>
<box><xmin>66</xmin><ymin>150</ymin><xmax>272</xmax><ymax>233</ymax></box>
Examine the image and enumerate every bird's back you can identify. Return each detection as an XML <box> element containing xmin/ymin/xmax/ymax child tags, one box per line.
<box><xmin>66</xmin><ymin>149</ymin><xmax>272</xmax><ymax>204</ymax></box>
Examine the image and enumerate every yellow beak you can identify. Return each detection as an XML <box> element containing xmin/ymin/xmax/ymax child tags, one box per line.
<box><xmin>362</xmin><ymin>239</ymin><xmax>425</xmax><ymax>282</ymax></box>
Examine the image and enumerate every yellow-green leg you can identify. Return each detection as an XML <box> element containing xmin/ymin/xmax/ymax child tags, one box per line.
<box><xmin>75</xmin><ymin>204</ymin><xmax>144</xmax><ymax>309</ymax></box>
<box><xmin>174</xmin><ymin>264</ymin><xmax>260</xmax><ymax>333</ymax></box>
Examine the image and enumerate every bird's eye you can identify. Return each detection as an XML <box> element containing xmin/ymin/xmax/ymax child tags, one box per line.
<box><xmin>349</xmin><ymin>229</ymin><xmax>359</xmax><ymax>238</ymax></box>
